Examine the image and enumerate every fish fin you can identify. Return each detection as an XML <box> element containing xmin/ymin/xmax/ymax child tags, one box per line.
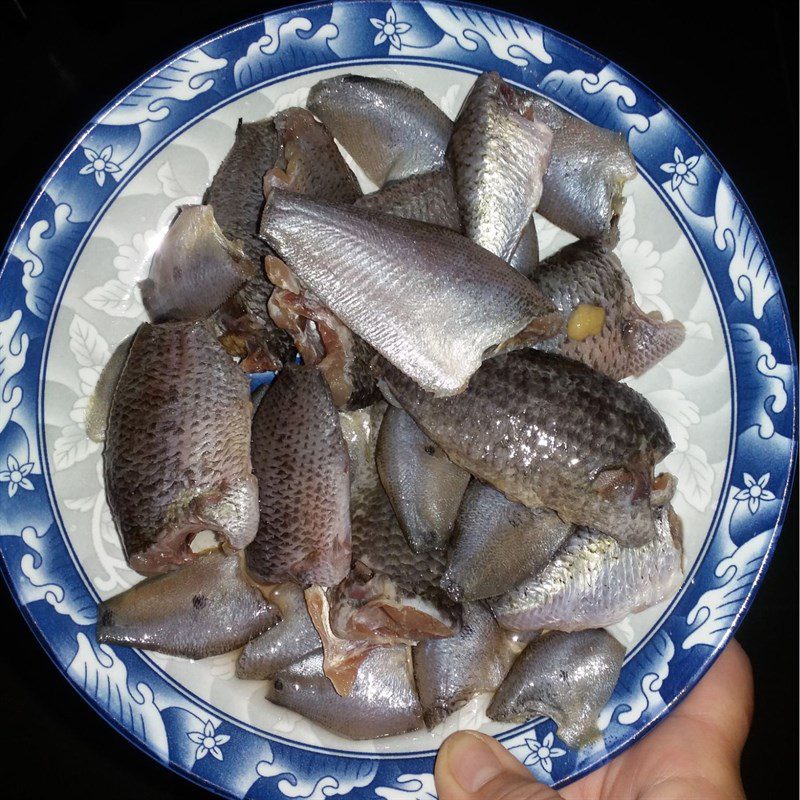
<box><xmin>623</xmin><ymin>313</ymin><xmax>686</xmax><ymax>377</ymax></box>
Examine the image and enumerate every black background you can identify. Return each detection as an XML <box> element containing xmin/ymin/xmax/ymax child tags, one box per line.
<box><xmin>0</xmin><ymin>1</ymin><xmax>796</xmax><ymax>797</ymax></box>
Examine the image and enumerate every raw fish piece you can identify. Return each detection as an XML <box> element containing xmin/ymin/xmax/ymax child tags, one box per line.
<box><xmin>236</xmin><ymin>583</ymin><xmax>321</xmax><ymax>680</ymax></box>
<box><xmin>354</xmin><ymin>168</ymin><xmax>461</xmax><ymax>230</ymax></box>
<box><xmin>265</xmin><ymin>107</ymin><xmax>361</xmax><ymax>203</ymax></box>
<box><xmin>508</xmin><ymin>218</ymin><xmax>539</xmax><ymax>276</ymax></box>
<box><xmin>491</xmin><ymin>505</ymin><xmax>683</xmax><ymax>631</ymax></box>
<box><xmin>307</xmin><ymin>75</ymin><xmax>452</xmax><ymax>185</ymax></box>
<box><xmin>204</xmin><ymin>117</ymin><xmax>295</xmax><ymax>371</ymax></box>
<box><xmin>533</xmin><ymin>240</ymin><xmax>685</xmax><ymax>378</ymax></box>
<box><xmin>487</xmin><ymin>629</ymin><xmax>626</xmax><ymax>747</ymax></box>
<box><xmin>413</xmin><ymin>601</ymin><xmax>516</xmax><ymax>727</ymax></box>
<box><xmin>85</xmin><ymin>334</ymin><xmax>133</xmax><ymax>443</ymax></box>
<box><xmin>97</xmin><ymin>548</ymin><xmax>278</xmax><ymax>658</ymax></box>
<box><xmin>245</xmin><ymin>365</ymin><xmax>350</xmax><ymax>587</ymax></box>
<box><xmin>382</xmin><ymin>349</ymin><xmax>673</xmax><ymax>546</ymax></box>
<box><xmin>525</xmin><ymin>95</ymin><xmax>637</xmax><ymax>242</ymax></box>
<box><xmin>267</xmin><ymin>646</ymin><xmax>424</xmax><ymax>739</ymax></box>
<box><xmin>448</xmin><ymin>72</ymin><xmax>552</xmax><ymax>261</ymax></box>
<box><xmin>260</xmin><ymin>189</ymin><xmax>561</xmax><ymax>396</ymax></box>
<box><xmin>334</xmin><ymin>406</ymin><xmax>460</xmax><ymax>643</ymax></box>
<box><xmin>376</xmin><ymin>406</ymin><xmax>470</xmax><ymax>552</ymax></box>
<box><xmin>140</xmin><ymin>205</ymin><xmax>256</xmax><ymax>323</ymax></box>
<box><xmin>104</xmin><ymin>321</ymin><xmax>258</xmax><ymax>575</ymax></box>
<box><xmin>441</xmin><ymin>481</ymin><xmax>572</xmax><ymax>601</ymax></box>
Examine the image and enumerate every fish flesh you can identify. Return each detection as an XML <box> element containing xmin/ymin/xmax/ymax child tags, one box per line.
<box><xmin>334</xmin><ymin>405</ymin><xmax>460</xmax><ymax>643</ymax></box>
<box><xmin>532</xmin><ymin>240</ymin><xmax>685</xmax><ymax>378</ymax></box>
<box><xmin>413</xmin><ymin>601</ymin><xmax>517</xmax><ymax>727</ymax></box>
<box><xmin>104</xmin><ymin>321</ymin><xmax>258</xmax><ymax>575</ymax></box>
<box><xmin>264</xmin><ymin>107</ymin><xmax>361</xmax><ymax>203</ymax></box>
<box><xmin>97</xmin><ymin>548</ymin><xmax>279</xmax><ymax>659</ymax></box>
<box><xmin>448</xmin><ymin>72</ymin><xmax>552</xmax><ymax>261</ymax></box>
<box><xmin>491</xmin><ymin>505</ymin><xmax>683</xmax><ymax>632</ymax></box>
<box><xmin>260</xmin><ymin>189</ymin><xmax>561</xmax><ymax>395</ymax></box>
<box><xmin>140</xmin><ymin>205</ymin><xmax>256</xmax><ymax>323</ymax></box>
<box><xmin>376</xmin><ymin>406</ymin><xmax>471</xmax><ymax>552</ymax></box>
<box><xmin>441</xmin><ymin>481</ymin><xmax>572</xmax><ymax>601</ymax></box>
<box><xmin>204</xmin><ymin>117</ymin><xmax>294</xmax><ymax>372</ymax></box>
<box><xmin>236</xmin><ymin>583</ymin><xmax>322</xmax><ymax>680</ymax></box>
<box><xmin>267</xmin><ymin>646</ymin><xmax>424</xmax><ymax>739</ymax></box>
<box><xmin>487</xmin><ymin>629</ymin><xmax>626</xmax><ymax>747</ymax></box>
<box><xmin>267</xmin><ymin>258</ymin><xmax>379</xmax><ymax>409</ymax></box>
<box><xmin>245</xmin><ymin>365</ymin><xmax>350</xmax><ymax>587</ymax></box>
<box><xmin>381</xmin><ymin>349</ymin><xmax>673</xmax><ymax>546</ymax></box>
<box><xmin>508</xmin><ymin>218</ymin><xmax>539</xmax><ymax>276</ymax></box>
<box><xmin>85</xmin><ymin>334</ymin><xmax>133</xmax><ymax>443</ymax></box>
<box><xmin>307</xmin><ymin>75</ymin><xmax>452</xmax><ymax>185</ymax></box>
<box><xmin>354</xmin><ymin>168</ymin><xmax>462</xmax><ymax>230</ymax></box>
<box><xmin>524</xmin><ymin>95</ymin><xmax>637</xmax><ymax>242</ymax></box>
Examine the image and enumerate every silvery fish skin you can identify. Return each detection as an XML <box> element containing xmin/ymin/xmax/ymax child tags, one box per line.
<box><xmin>265</xmin><ymin>107</ymin><xmax>362</xmax><ymax>203</ymax></box>
<box><xmin>260</xmin><ymin>190</ymin><xmax>561</xmax><ymax>396</ymax></box>
<box><xmin>382</xmin><ymin>349</ymin><xmax>673</xmax><ymax>547</ymax></box>
<box><xmin>267</xmin><ymin>646</ymin><xmax>424</xmax><ymax>739</ymax></box>
<box><xmin>448</xmin><ymin>72</ymin><xmax>553</xmax><ymax>261</ymax></box>
<box><xmin>245</xmin><ymin>365</ymin><xmax>350</xmax><ymax>587</ymax></box>
<box><xmin>85</xmin><ymin>334</ymin><xmax>134</xmax><ymax>443</ymax></box>
<box><xmin>104</xmin><ymin>321</ymin><xmax>258</xmax><ymax>575</ymax></box>
<box><xmin>354</xmin><ymin>168</ymin><xmax>462</xmax><ymax>230</ymax></box>
<box><xmin>307</xmin><ymin>75</ymin><xmax>452</xmax><ymax>185</ymax></box>
<box><xmin>526</xmin><ymin>95</ymin><xmax>637</xmax><ymax>242</ymax></box>
<box><xmin>413</xmin><ymin>601</ymin><xmax>517</xmax><ymax>728</ymax></box>
<box><xmin>533</xmin><ymin>240</ymin><xmax>685</xmax><ymax>379</ymax></box>
<box><xmin>236</xmin><ymin>583</ymin><xmax>322</xmax><ymax>680</ymax></box>
<box><xmin>334</xmin><ymin>405</ymin><xmax>460</xmax><ymax>642</ymax></box>
<box><xmin>204</xmin><ymin>118</ymin><xmax>294</xmax><ymax>372</ymax></box>
<box><xmin>97</xmin><ymin>548</ymin><xmax>278</xmax><ymax>659</ymax></box>
<box><xmin>487</xmin><ymin>629</ymin><xmax>626</xmax><ymax>747</ymax></box>
<box><xmin>140</xmin><ymin>205</ymin><xmax>256</xmax><ymax>323</ymax></box>
<box><xmin>377</xmin><ymin>406</ymin><xmax>471</xmax><ymax>552</ymax></box>
<box><xmin>441</xmin><ymin>481</ymin><xmax>572</xmax><ymax>601</ymax></box>
<box><xmin>508</xmin><ymin>219</ymin><xmax>539</xmax><ymax>276</ymax></box>
<box><xmin>491</xmin><ymin>505</ymin><xmax>683</xmax><ymax>632</ymax></box>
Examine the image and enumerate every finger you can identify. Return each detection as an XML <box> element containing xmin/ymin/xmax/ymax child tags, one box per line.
<box><xmin>435</xmin><ymin>731</ymin><xmax>565</xmax><ymax>800</ymax></box>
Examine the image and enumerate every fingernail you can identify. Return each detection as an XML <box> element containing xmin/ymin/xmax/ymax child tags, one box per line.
<box><xmin>444</xmin><ymin>732</ymin><xmax>504</xmax><ymax>793</ymax></box>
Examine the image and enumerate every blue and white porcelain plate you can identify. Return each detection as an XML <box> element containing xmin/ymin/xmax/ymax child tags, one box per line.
<box><xmin>0</xmin><ymin>2</ymin><xmax>796</xmax><ymax>796</ymax></box>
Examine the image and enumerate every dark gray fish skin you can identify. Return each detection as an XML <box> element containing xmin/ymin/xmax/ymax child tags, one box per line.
<box><xmin>86</xmin><ymin>334</ymin><xmax>134</xmax><ymax>443</ymax></box>
<box><xmin>236</xmin><ymin>583</ymin><xmax>322</xmax><ymax>680</ymax></box>
<box><xmin>413</xmin><ymin>601</ymin><xmax>517</xmax><ymax>728</ymax></box>
<box><xmin>260</xmin><ymin>189</ymin><xmax>561</xmax><ymax>396</ymax></box>
<box><xmin>447</xmin><ymin>72</ymin><xmax>552</xmax><ymax>262</ymax></box>
<box><xmin>508</xmin><ymin>218</ymin><xmax>539</xmax><ymax>276</ymax></box>
<box><xmin>335</xmin><ymin>405</ymin><xmax>460</xmax><ymax>640</ymax></box>
<box><xmin>141</xmin><ymin>205</ymin><xmax>256</xmax><ymax>324</ymax></box>
<box><xmin>525</xmin><ymin>95</ymin><xmax>637</xmax><ymax>242</ymax></box>
<box><xmin>377</xmin><ymin>406</ymin><xmax>470</xmax><ymax>553</ymax></box>
<box><xmin>97</xmin><ymin>549</ymin><xmax>278</xmax><ymax>659</ymax></box>
<box><xmin>354</xmin><ymin>168</ymin><xmax>462</xmax><ymax>230</ymax></box>
<box><xmin>204</xmin><ymin>118</ymin><xmax>294</xmax><ymax>372</ymax></box>
<box><xmin>267</xmin><ymin>107</ymin><xmax>362</xmax><ymax>203</ymax></box>
<box><xmin>441</xmin><ymin>481</ymin><xmax>572</xmax><ymax>601</ymax></box>
<box><xmin>382</xmin><ymin>350</ymin><xmax>673</xmax><ymax>547</ymax></box>
<box><xmin>487</xmin><ymin>629</ymin><xmax>626</xmax><ymax>747</ymax></box>
<box><xmin>491</xmin><ymin>505</ymin><xmax>683</xmax><ymax>632</ymax></box>
<box><xmin>532</xmin><ymin>240</ymin><xmax>685</xmax><ymax>379</ymax></box>
<box><xmin>104</xmin><ymin>322</ymin><xmax>258</xmax><ymax>576</ymax></box>
<box><xmin>245</xmin><ymin>365</ymin><xmax>350</xmax><ymax>587</ymax></box>
<box><xmin>267</xmin><ymin>646</ymin><xmax>424</xmax><ymax>739</ymax></box>
<box><xmin>307</xmin><ymin>75</ymin><xmax>452</xmax><ymax>186</ymax></box>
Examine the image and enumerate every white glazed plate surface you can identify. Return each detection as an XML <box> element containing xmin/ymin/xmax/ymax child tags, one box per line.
<box><xmin>0</xmin><ymin>2</ymin><xmax>796</xmax><ymax>797</ymax></box>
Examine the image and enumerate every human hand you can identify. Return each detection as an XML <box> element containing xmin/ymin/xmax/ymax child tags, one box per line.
<box><xmin>434</xmin><ymin>639</ymin><xmax>753</xmax><ymax>800</ymax></box>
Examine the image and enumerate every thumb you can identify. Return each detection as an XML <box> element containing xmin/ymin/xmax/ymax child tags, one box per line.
<box><xmin>435</xmin><ymin>731</ymin><xmax>564</xmax><ymax>800</ymax></box>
